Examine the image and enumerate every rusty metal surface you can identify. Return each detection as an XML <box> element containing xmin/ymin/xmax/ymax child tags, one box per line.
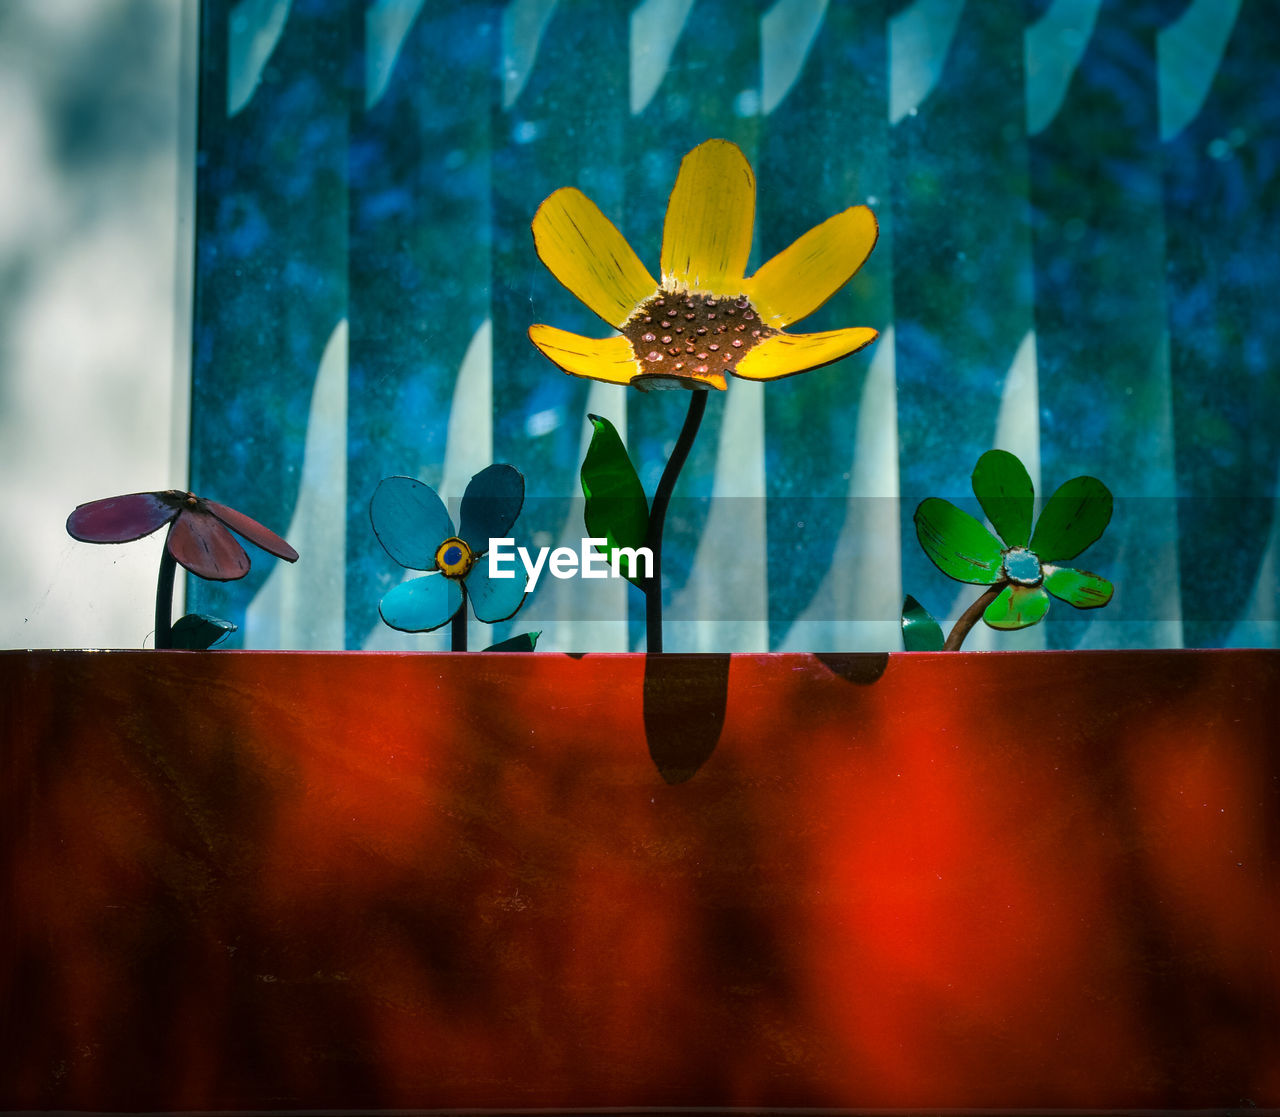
<box><xmin>2</xmin><ymin>649</ymin><xmax>1277</xmax><ymax>1111</ymax></box>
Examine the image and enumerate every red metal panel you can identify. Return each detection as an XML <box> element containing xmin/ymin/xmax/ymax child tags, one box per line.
<box><xmin>1</xmin><ymin>650</ymin><xmax>1277</xmax><ymax>1112</ymax></box>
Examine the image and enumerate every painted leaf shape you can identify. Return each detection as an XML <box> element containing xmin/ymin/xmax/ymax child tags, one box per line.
<box><xmin>1043</xmin><ymin>565</ymin><xmax>1114</xmax><ymax>609</ymax></box>
<box><xmin>972</xmin><ymin>449</ymin><xmax>1034</xmax><ymax>548</ymax></box>
<box><xmin>458</xmin><ymin>464</ymin><xmax>524</xmax><ymax>555</ymax></box>
<box><xmin>484</xmin><ymin>631</ymin><xmax>541</xmax><ymax>652</ymax></box>
<box><xmin>370</xmin><ymin>476</ymin><xmax>454</xmax><ymax>570</ymax></box>
<box><xmin>1030</xmin><ymin>475</ymin><xmax>1113</xmax><ymax>562</ymax></box>
<box><xmin>901</xmin><ymin>594</ymin><xmax>945</xmax><ymax>651</ymax></box>
<box><xmin>581</xmin><ymin>413</ymin><xmax>649</xmax><ymax>585</ymax></box>
<box><xmin>913</xmin><ymin>498</ymin><xmax>1004</xmax><ymax>584</ymax></box>
<box><xmin>169</xmin><ymin>613</ymin><xmax>237</xmax><ymax>650</ymax></box>
<box><xmin>67</xmin><ymin>491</ymin><xmax>179</xmax><ymax>543</ymax></box>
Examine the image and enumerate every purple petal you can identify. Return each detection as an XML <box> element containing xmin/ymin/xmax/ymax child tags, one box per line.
<box><xmin>66</xmin><ymin>491</ymin><xmax>180</xmax><ymax>543</ymax></box>
<box><xmin>206</xmin><ymin>500</ymin><xmax>299</xmax><ymax>562</ymax></box>
<box><xmin>167</xmin><ymin>509</ymin><xmax>251</xmax><ymax>581</ymax></box>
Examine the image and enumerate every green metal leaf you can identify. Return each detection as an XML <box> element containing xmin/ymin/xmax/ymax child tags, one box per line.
<box><xmin>169</xmin><ymin>613</ymin><xmax>237</xmax><ymax>650</ymax></box>
<box><xmin>901</xmin><ymin>595</ymin><xmax>945</xmax><ymax>651</ymax></box>
<box><xmin>1043</xmin><ymin>565</ymin><xmax>1114</xmax><ymax>609</ymax></box>
<box><xmin>971</xmin><ymin>449</ymin><xmax>1034</xmax><ymax>548</ymax></box>
<box><xmin>580</xmin><ymin>413</ymin><xmax>649</xmax><ymax>585</ymax></box>
<box><xmin>913</xmin><ymin>498</ymin><xmax>1004</xmax><ymax>584</ymax></box>
<box><xmin>484</xmin><ymin>631</ymin><xmax>541</xmax><ymax>652</ymax></box>
<box><xmin>982</xmin><ymin>584</ymin><xmax>1050</xmax><ymax>630</ymax></box>
<box><xmin>1029</xmin><ymin>475</ymin><xmax>1113</xmax><ymax>562</ymax></box>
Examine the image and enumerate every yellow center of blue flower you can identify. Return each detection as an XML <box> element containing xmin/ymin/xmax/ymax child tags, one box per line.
<box><xmin>1002</xmin><ymin>547</ymin><xmax>1043</xmax><ymax>586</ymax></box>
<box><xmin>435</xmin><ymin>536</ymin><xmax>474</xmax><ymax>579</ymax></box>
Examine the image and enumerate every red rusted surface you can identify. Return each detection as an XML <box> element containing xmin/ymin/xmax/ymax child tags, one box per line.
<box><xmin>1</xmin><ymin>649</ymin><xmax>1277</xmax><ymax>1112</ymax></box>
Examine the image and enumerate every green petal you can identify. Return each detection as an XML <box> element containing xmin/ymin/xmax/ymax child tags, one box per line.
<box><xmin>971</xmin><ymin>449</ymin><xmax>1034</xmax><ymax>548</ymax></box>
<box><xmin>913</xmin><ymin>498</ymin><xmax>1005</xmax><ymax>584</ymax></box>
<box><xmin>580</xmin><ymin>413</ymin><xmax>649</xmax><ymax>585</ymax></box>
<box><xmin>1030</xmin><ymin>475</ymin><xmax>1113</xmax><ymax>562</ymax></box>
<box><xmin>983</xmin><ymin>584</ymin><xmax>1051</xmax><ymax>630</ymax></box>
<box><xmin>1043</xmin><ymin>565</ymin><xmax>1114</xmax><ymax>609</ymax></box>
<box><xmin>901</xmin><ymin>595</ymin><xmax>945</xmax><ymax>651</ymax></box>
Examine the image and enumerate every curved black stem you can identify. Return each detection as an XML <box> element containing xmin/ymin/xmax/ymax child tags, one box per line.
<box><xmin>944</xmin><ymin>584</ymin><xmax>1003</xmax><ymax>651</ymax></box>
<box><xmin>452</xmin><ymin>585</ymin><xmax>469</xmax><ymax>652</ymax></box>
<box><xmin>154</xmin><ymin>546</ymin><xmax>177</xmax><ymax>649</ymax></box>
<box><xmin>644</xmin><ymin>389</ymin><xmax>709</xmax><ymax>654</ymax></box>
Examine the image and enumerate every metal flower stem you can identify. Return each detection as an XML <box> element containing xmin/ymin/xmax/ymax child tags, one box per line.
<box><xmin>944</xmin><ymin>584</ymin><xmax>1003</xmax><ymax>651</ymax></box>
<box><xmin>154</xmin><ymin>546</ymin><xmax>177</xmax><ymax>649</ymax></box>
<box><xmin>644</xmin><ymin>389</ymin><xmax>709</xmax><ymax>654</ymax></box>
<box><xmin>452</xmin><ymin>587</ymin><xmax>468</xmax><ymax>652</ymax></box>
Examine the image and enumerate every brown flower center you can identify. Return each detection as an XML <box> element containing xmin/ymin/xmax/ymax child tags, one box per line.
<box><xmin>620</xmin><ymin>290</ymin><xmax>776</xmax><ymax>390</ymax></box>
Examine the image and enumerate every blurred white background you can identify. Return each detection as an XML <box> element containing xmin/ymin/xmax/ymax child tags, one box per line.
<box><xmin>0</xmin><ymin>0</ymin><xmax>195</xmax><ymax>649</ymax></box>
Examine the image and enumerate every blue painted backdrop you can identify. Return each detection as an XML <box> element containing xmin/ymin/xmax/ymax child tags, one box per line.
<box><xmin>189</xmin><ymin>0</ymin><xmax>1279</xmax><ymax>651</ymax></box>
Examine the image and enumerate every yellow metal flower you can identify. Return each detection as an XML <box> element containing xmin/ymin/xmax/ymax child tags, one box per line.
<box><xmin>528</xmin><ymin>139</ymin><xmax>878</xmax><ymax>392</ymax></box>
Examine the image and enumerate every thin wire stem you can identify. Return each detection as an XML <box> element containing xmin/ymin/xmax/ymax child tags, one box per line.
<box><xmin>452</xmin><ymin>586</ymin><xmax>468</xmax><ymax>652</ymax></box>
<box><xmin>644</xmin><ymin>389</ymin><xmax>709</xmax><ymax>654</ymax></box>
<box><xmin>944</xmin><ymin>584</ymin><xmax>1003</xmax><ymax>651</ymax></box>
<box><xmin>154</xmin><ymin>545</ymin><xmax>177</xmax><ymax>649</ymax></box>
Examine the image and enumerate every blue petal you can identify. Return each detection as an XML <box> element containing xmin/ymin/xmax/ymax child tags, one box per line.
<box><xmin>378</xmin><ymin>572</ymin><xmax>462</xmax><ymax>632</ymax></box>
<box><xmin>466</xmin><ymin>546</ymin><xmax>529</xmax><ymax>623</ymax></box>
<box><xmin>370</xmin><ymin>477</ymin><xmax>454</xmax><ymax>570</ymax></box>
<box><xmin>458</xmin><ymin>464</ymin><xmax>524</xmax><ymax>555</ymax></box>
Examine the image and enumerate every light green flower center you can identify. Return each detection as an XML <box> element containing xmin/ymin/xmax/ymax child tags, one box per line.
<box><xmin>1002</xmin><ymin>546</ymin><xmax>1043</xmax><ymax>586</ymax></box>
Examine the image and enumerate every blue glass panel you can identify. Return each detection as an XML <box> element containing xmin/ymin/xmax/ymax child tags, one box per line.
<box><xmin>758</xmin><ymin>0</ymin><xmax>892</xmax><ymax>650</ymax></box>
<box><xmin>1030</xmin><ymin>2</ymin><xmax>1177</xmax><ymax>649</ymax></box>
<box><xmin>185</xmin><ymin>0</ymin><xmax>1280</xmax><ymax>651</ymax></box>
<box><xmin>347</xmin><ymin>0</ymin><xmax>496</xmax><ymax>647</ymax></box>
<box><xmin>892</xmin><ymin>3</ymin><xmax>1036</xmax><ymax>646</ymax></box>
<box><xmin>490</xmin><ymin>1</ymin><xmax>629</xmax><ymax>647</ymax></box>
<box><xmin>1164</xmin><ymin>0</ymin><xmax>1280</xmax><ymax>647</ymax></box>
<box><xmin>189</xmin><ymin>0</ymin><xmax>348</xmax><ymax>643</ymax></box>
<box><xmin>623</xmin><ymin>0</ymin><xmax>762</xmax><ymax>649</ymax></box>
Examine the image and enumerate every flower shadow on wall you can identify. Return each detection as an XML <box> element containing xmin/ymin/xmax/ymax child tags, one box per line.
<box><xmin>66</xmin><ymin>489</ymin><xmax>299</xmax><ymax>648</ymax></box>
<box><xmin>370</xmin><ymin>464</ymin><xmax>539</xmax><ymax>652</ymax></box>
<box><xmin>903</xmin><ymin>450</ymin><xmax>1115</xmax><ymax>651</ymax></box>
<box><xmin>529</xmin><ymin>139</ymin><xmax>880</xmax><ymax>653</ymax></box>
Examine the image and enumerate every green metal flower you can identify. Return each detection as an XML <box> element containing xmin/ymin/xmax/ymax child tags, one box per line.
<box><xmin>914</xmin><ymin>450</ymin><xmax>1115</xmax><ymax>632</ymax></box>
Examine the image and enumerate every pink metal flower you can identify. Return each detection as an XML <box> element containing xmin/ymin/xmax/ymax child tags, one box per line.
<box><xmin>67</xmin><ymin>489</ymin><xmax>298</xmax><ymax>581</ymax></box>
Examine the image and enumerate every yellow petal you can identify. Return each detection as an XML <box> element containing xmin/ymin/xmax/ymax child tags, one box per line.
<box><xmin>745</xmin><ymin>205</ymin><xmax>879</xmax><ymax>327</ymax></box>
<box><xmin>528</xmin><ymin>324</ymin><xmax>640</xmax><ymax>386</ymax></box>
<box><xmin>732</xmin><ymin>327</ymin><xmax>878</xmax><ymax>382</ymax></box>
<box><xmin>660</xmin><ymin>139</ymin><xmax>755</xmax><ymax>296</ymax></box>
<box><xmin>532</xmin><ymin>187</ymin><xmax>657</xmax><ymax>328</ymax></box>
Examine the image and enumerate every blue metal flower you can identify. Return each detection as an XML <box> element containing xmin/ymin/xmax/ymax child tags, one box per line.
<box><xmin>370</xmin><ymin>465</ymin><xmax>529</xmax><ymax>633</ymax></box>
